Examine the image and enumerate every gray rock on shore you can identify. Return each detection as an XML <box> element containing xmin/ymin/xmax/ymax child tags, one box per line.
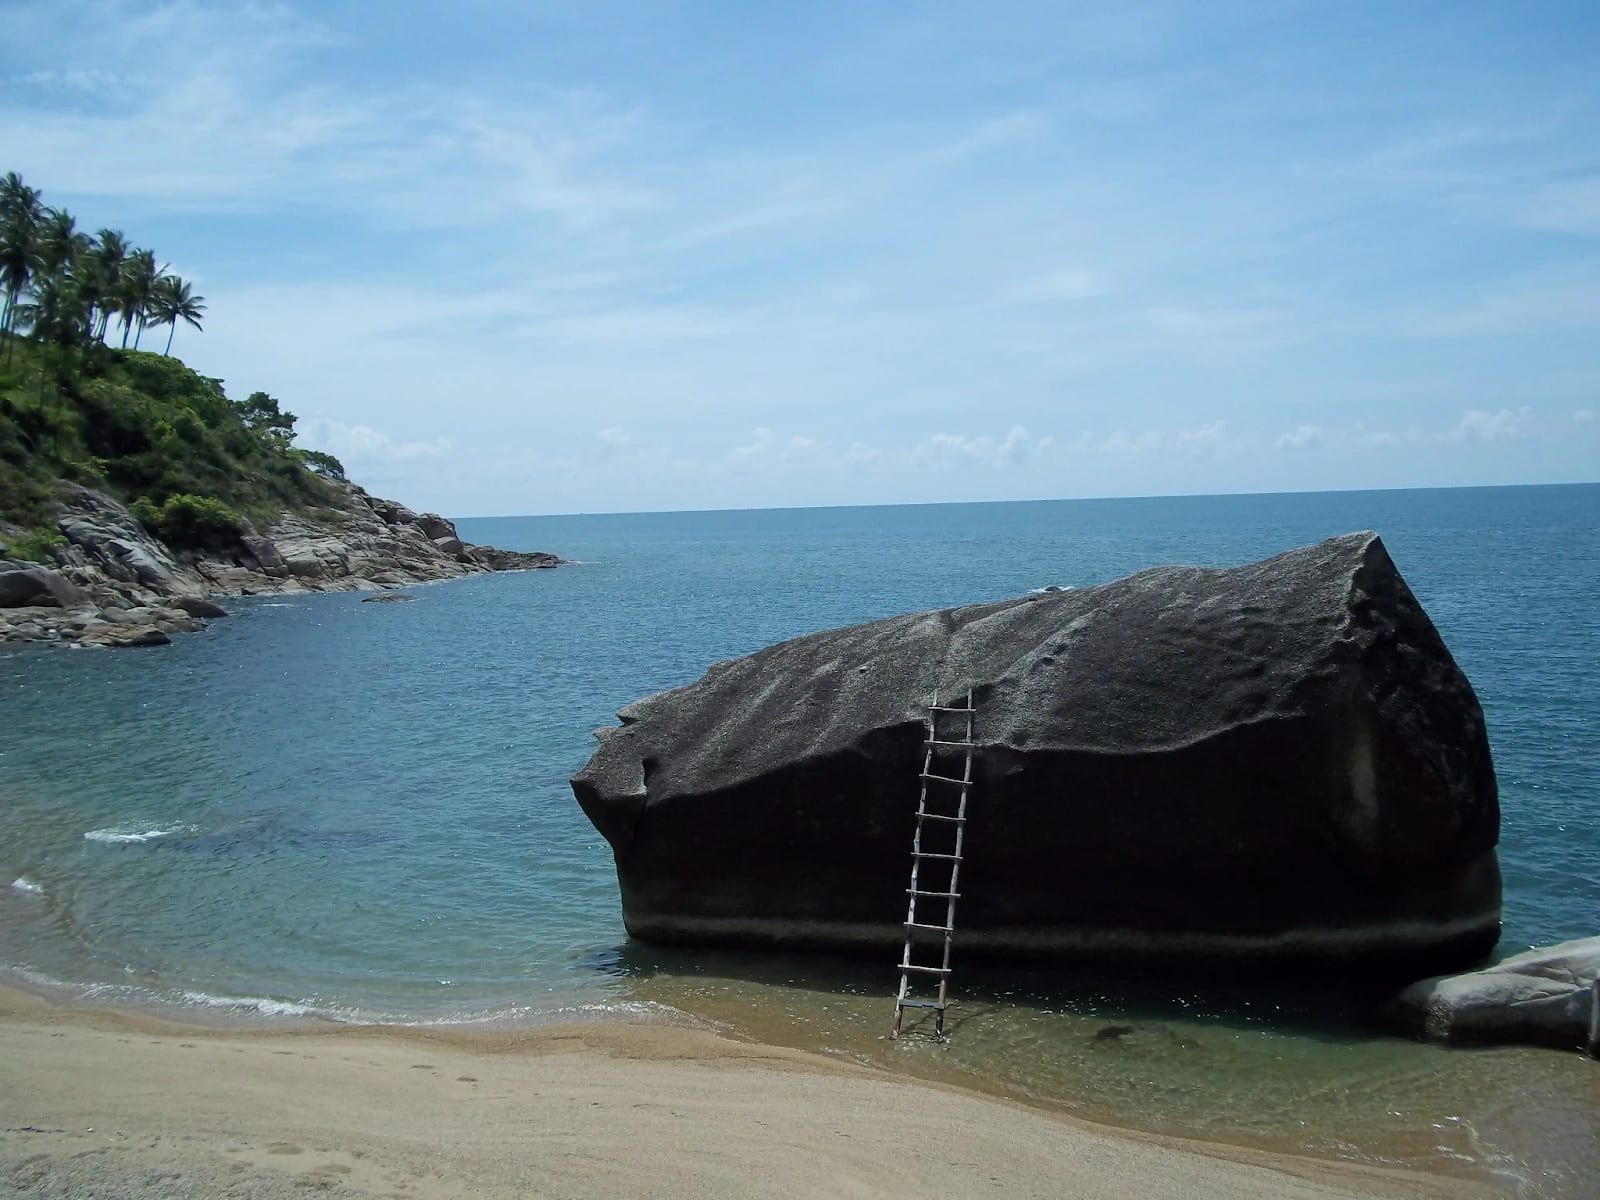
<box><xmin>0</xmin><ymin>565</ymin><xmax>87</xmax><ymax>608</ymax></box>
<box><xmin>1383</xmin><ymin>936</ymin><xmax>1600</xmax><ymax>1053</ymax></box>
<box><xmin>1</xmin><ymin>480</ymin><xmax>561</xmax><ymax>647</ymax></box>
<box><xmin>573</xmin><ymin>532</ymin><xmax>1501</xmax><ymax>979</ymax></box>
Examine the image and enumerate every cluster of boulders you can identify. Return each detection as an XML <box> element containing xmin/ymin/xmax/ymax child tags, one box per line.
<box><xmin>574</xmin><ymin>531</ymin><xmax>1598</xmax><ymax>1057</ymax></box>
<box><xmin>199</xmin><ymin>489</ymin><xmax>558</xmax><ymax>596</ymax></box>
<box><xmin>0</xmin><ymin>480</ymin><xmax>560</xmax><ymax>647</ymax></box>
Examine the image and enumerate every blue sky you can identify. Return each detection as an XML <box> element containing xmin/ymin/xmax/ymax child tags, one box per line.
<box><xmin>4</xmin><ymin>1</ymin><xmax>1597</xmax><ymax>515</ymax></box>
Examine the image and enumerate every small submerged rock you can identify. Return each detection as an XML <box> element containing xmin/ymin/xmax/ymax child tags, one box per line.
<box><xmin>171</xmin><ymin>595</ymin><xmax>228</xmax><ymax>618</ymax></box>
<box><xmin>362</xmin><ymin>592</ymin><xmax>416</xmax><ymax>604</ymax></box>
<box><xmin>1094</xmin><ymin>1024</ymin><xmax>1136</xmax><ymax>1042</ymax></box>
<box><xmin>77</xmin><ymin>625</ymin><xmax>172</xmax><ymax>648</ymax></box>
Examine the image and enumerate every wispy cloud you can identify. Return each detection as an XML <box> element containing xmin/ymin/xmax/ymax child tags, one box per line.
<box><xmin>1271</xmin><ymin>407</ymin><xmax>1599</xmax><ymax>454</ymax></box>
<box><xmin>1517</xmin><ymin>177</ymin><xmax>1600</xmax><ymax>236</ymax></box>
<box><xmin>1276</xmin><ymin>424</ymin><xmax>1325</xmax><ymax>451</ymax></box>
<box><xmin>912</xmin><ymin>425</ymin><xmax>1043</xmax><ymax>469</ymax></box>
<box><xmin>1405</xmin><ymin>264</ymin><xmax>1600</xmax><ymax>339</ymax></box>
<box><xmin>1098</xmin><ymin>421</ymin><xmax>1237</xmax><ymax>458</ymax></box>
<box><xmin>1449</xmin><ymin>407</ymin><xmax>1534</xmax><ymax>442</ymax></box>
<box><xmin>296</xmin><ymin>417</ymin><xmax>450</xmax><ymax>465</ymax></box>
<box><xmin>3</xmin><ymin>3</ymin><xmax>651</xmax><ymax>232</ymax></box>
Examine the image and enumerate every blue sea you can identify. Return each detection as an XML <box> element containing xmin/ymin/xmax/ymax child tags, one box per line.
<box><xmin>3</xmin><ymin>484</ymin><xmax>1597</xmax><ymax>1194</ymax></box>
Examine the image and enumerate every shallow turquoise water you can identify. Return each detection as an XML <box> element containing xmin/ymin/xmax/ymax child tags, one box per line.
<box><xmin>2</xmin><ymin>484</ymin><xmax>1597</xmax><ymax>1192</ymax></box>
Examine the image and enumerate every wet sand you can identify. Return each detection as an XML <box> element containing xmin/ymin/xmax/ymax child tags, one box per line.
<box><xmin>0</xmin><ymin>985</ymin><xmax>1499</xmax><ymax>1200</ymax></box>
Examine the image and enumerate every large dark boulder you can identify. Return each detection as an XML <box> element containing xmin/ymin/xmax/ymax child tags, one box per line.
<box><xmin>572</xmin><ymin>532</ymin><xmax>1501</xmax><ymax>978</ymax></box>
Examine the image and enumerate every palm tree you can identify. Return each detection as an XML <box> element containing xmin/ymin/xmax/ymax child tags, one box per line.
<box><xmin>0</xmin><ymin>173</ymin><xmax>42</xmax><ymax>363</ymax></box>
<box><xmin>13</xmin><ymin>270</ymin><xmax>88</xmax><ymax>405</ymax></box>
<box><xmin>148</xmin><ymin>274</ymin><xmax>206</xmax><ymax>355</ymax></box>
<box><xmin>34</xmin><ymin>208</ymin><xmax>88</xmax><ymax>278</ymax></box>
<box><xmin>0</xmin><ymin>172</ymin><xmax>34</xmax><ymax>217</ymax></box>
<box><xmin>86</xmin><ymin>228</ymin><xmax>128</xmax><ymax>343</ymax></box>
<box><xmin>118</xmin><ymin>248</ymin><xmax>164</xmax><ymax>349</ymax></box>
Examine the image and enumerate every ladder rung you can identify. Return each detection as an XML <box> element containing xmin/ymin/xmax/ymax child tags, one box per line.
<box><xmin>904</xmin><ymin>922</ymin><xmax>953</xmax><ymax>935</ymax></box>
<box><xmin>925</xmin><ymin>739</ymin><xmax>974</xmax><ymax>749</ymax></box>
<box><xmin>919</xmin><ymin>772</ymin><xmax>969</xmax><ymax>787</ymax></box>
<box><xmin>907</xmin><ymin>889</ymin><xmax>960</xmax><ymax>898</ymax></box>
<box><xmin>912</xmin><ymin>851</ymin><xmax>961</xmax><ymax>861</ymax></box>
<box><xmin>896</xmin><ymin>998</ymin><xmax>947</xmax><ymax>1010</ymax></box>
<box><xmin>928</xmin><ymin>705</ymin><xmax>975</xmax><ymax>714</ymax></box>
<box><xmin>916</xmin><ymin>811</ymin><xmax>965</xmax><ymax>824</ymax></box>
<box><xmin>899</xmin><ymin>962</ymin><xmax>951</xmax><ymax>974</ymax></box>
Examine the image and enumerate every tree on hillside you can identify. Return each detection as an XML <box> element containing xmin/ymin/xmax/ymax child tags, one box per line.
<box><xmin>149</xmin><ymin>275</ymin><xmax>206</xmax><ymax>356</ymax></box>
<box><xmin>0</xmin><ymin>173</ymin><xmax>43</xmax><ymax>364</ymax></box>
<box><xmin>86</xmin><ymin>228</ymin><xmax>128</xmax><ymax>341</ymax></box>
<box><xmin>0</xmin><ymin>171</ymin><xmax>211</xmax><ymax>389</ymax></box>
<box><xmin>235</xmin><ymin>391</ymin><xmax>297</xmax><ymax>445</ymax></box>
<box><xmin>12</xmin><ymin>270</ymin><xmax>89</xmax><ymax>404</ymax></box>
<box><xmin>118</xmin><ymin>248</ymin><xmax>164</xmax><ymax>349</ymax></box>
<box><xmin>35</xmin><ymin>208</ymin><xmax>89</xmax><ymax>279</ymax></box>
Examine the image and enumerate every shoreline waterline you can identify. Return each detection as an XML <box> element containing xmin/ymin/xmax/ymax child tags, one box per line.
<box><xmin>0</xmin><ymin>981</ymin><xmax>1503</xmax><ymax>1200</ymax></box>
<box><xmin>6</xmin><ymin>959</ymin><xmax>1594</xmax><ymax>1198</ymax></box>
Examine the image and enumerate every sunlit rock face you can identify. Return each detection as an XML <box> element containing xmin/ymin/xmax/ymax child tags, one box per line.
<box><xmin>573</xmin><ymin>533</ymin><xmax>1500</xmax><ymax>980</ymax></box>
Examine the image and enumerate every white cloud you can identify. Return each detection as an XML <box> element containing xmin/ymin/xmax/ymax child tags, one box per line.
<box><xmin>1276</xmin><ymin>424</ymin><xmax>1325</xmax><ymax>450</ymax></box>
<box><xmin>1099</xmin><ymin>421</ymin><xmax>1235</xmax><ymax>458</ymax></box>
<box><xmin>912</xmin><ymin>425</ymin><xmax>1038</xmax><ymax>469</ymax></box>
<box><xmin>1361</xmin><ymin>428</ymin><xmax>1414</xmax><ymax>449</ymax></box>
<box><xmin>296</xmin><ymin>417</ymin><xmax>449</xmax><ymax>464</ymax></box>
<box><xmin>780</xmin><ymin>435</ymin><xmax>823</xmax><ymax>461</ymax></box>
<box><xmin>1573</xmin><ymin>408</ymin><xmax>1595</xmax><ymax>425</ymax></box>
<box><xmin>594</xmin><ymin>427</ymin><xmax>631</xmax><ymax>458</ymax></box>
<box><xmin>1449</xmin><ymin>407</ymin><xmax>1534</xmax><ymax>442</ymax></box>
<box><xmin>730</xmin><ymin>428</ymin><xmax>776</xmax><ymax>460</ymax></box>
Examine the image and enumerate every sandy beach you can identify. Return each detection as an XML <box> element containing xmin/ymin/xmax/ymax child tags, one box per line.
<box><xmin>0</xmin><ymin>986</ymin><xmax>1497</xmax><ymax>1200</ymax></box>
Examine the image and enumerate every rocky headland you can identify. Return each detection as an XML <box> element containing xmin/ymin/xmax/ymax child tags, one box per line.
<box><xmin>0</xmin><ymin>479</ymin><xmax>559</xmax><ymax>648</ymax></box>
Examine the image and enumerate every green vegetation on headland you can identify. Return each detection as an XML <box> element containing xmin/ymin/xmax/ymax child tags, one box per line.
<box><xmin>0</xmin><ymin>171</ymin><xmax>345</xmax><ymax>553</ymax></box>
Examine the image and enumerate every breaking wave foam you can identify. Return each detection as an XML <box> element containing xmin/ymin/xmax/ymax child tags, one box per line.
<box><xmin>177</xmin><ymin>990</ymin><xmax>326</xmax><ymax>1019</ymax></box>
<box><xmin>84</xmin><ymin>823</ymin><xmax>195</xmax><ymax>845</ymax></box>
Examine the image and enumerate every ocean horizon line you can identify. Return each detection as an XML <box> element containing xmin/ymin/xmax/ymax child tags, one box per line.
<box><xmin>452</xmin><ymin>477</ymin><xmax>1600</xmax><ymax>523</ymax></box>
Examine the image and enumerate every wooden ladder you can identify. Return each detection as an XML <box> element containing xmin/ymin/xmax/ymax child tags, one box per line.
<box><xmin>892</xmin><ymin>688</ymin><xmax>975</xmax><ymax>1041</ymax></box>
